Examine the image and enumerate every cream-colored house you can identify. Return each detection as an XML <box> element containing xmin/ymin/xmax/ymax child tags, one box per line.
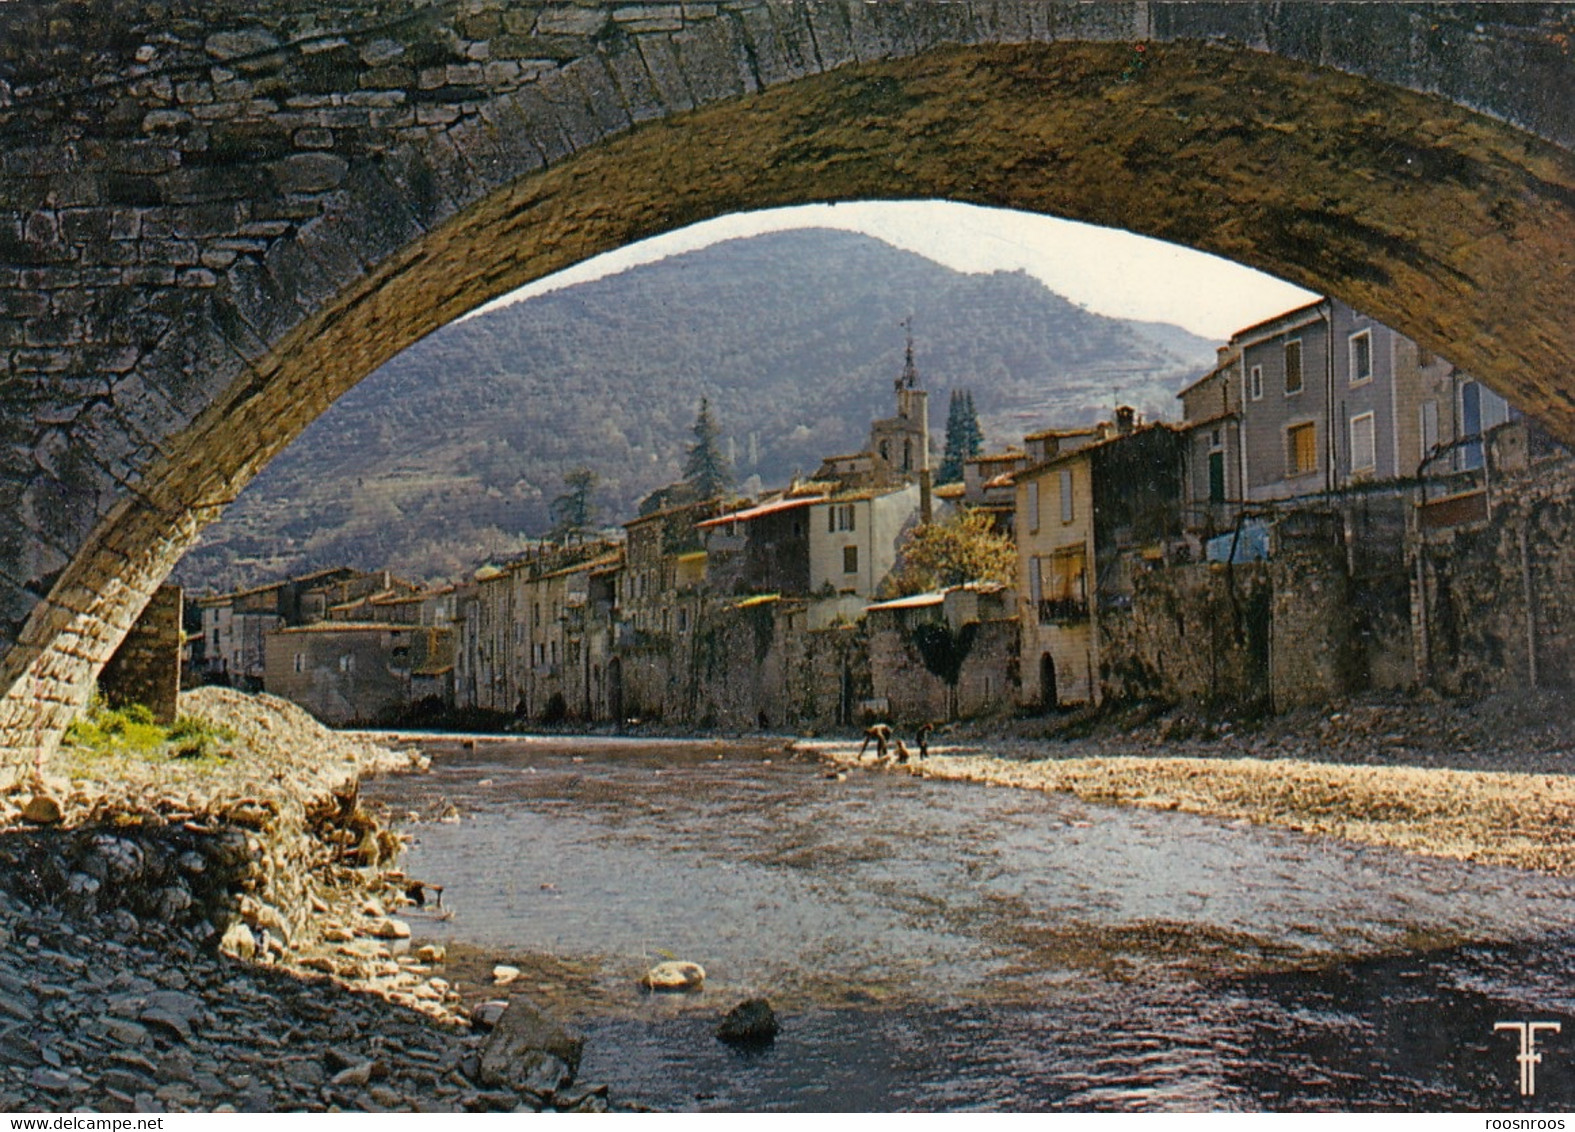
<box><xmin>1015</xmin><ymin>414</ymin><xmax>1187</xmax><ymax>708</ymax></box>
<box><xmin>1015</xmin><ymin>450</ymin><xmax>1097</xmax><ymax>708</ymax></box>
<box><xmin>806</xmin><ymin>482</ymin><xmax>923</xmax><ymax>602</ymax></box>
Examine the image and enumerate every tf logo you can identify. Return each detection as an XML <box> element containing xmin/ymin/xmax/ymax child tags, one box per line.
<box><xmin>1495</xmin><ymin>1021</ymin><xmax>1562</xmax><ymax>1097</ymax></box>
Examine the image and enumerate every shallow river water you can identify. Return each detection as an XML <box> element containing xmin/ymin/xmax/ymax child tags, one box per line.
<box><xmin>362</xmin><ymin>736</ymin><xmax>1575</xmax><ymax>1112</ymax></box>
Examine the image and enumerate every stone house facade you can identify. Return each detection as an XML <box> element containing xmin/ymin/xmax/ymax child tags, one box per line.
<box><xmin>193</xmin><ymin>566</ymin><xmax>360</xmax><ymax>689</ymax></box>
<box><xmin>264</xmin><ymin>620</ymin><xmax>455</xmax><ymax>726</ymax></box>
<box><xmin>1014</xmin><ymin>414</ymin><xmax>1186</xmax><ymax>708</ymax></box>
<box><xmin>866</xmin><ymin>585</ymin><xmax>1018</xmax><ymax>723</ymax></box>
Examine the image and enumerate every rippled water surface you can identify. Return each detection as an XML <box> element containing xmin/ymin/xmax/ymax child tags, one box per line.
<box><xmin>362</xmin><ymin>737</ymin><xmax>1575</xmax><ymax>1111</ymax></box>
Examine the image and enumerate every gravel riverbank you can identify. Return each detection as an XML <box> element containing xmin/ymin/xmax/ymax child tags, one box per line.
<box><xmin>804</xmin><ymin>690</ymin><xmax>1575</xmax><ymax>876</ymax></box>
<box><xmin>0</xmin><ymin>689</ymin><xmax>621</xmax><ymax>1113</ymax></box>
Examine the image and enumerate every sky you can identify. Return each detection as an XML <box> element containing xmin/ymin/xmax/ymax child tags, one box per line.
<box><xmin>469</xmin><ymin>200</ymin><xmax>1318</xmax><ymax>342</ymax></box>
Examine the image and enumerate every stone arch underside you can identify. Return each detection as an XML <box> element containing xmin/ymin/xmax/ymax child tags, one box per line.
<box><xmin>1</xmin><ymin>2</ymin><xmax>1573</xmax><ymax>764</ymax></box>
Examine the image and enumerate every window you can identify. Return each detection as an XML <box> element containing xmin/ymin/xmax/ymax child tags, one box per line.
<box><xmin>831</xmin><ymin>504</ymin><xmax>856</xmax><ymax>532</ymax></box>
<box><xmin>843</xmin><ymin>545</ymin><xmax>859</xmax><ymax>574</ymax></box>
<box><xmin>338</xmin><ymin>654</ymin><xmax>355</xmax><ymax>673</ymax></box>
<box><xmin>1460</xmin><ymin>380</ymin><xmax>1484</xmax><ymax>470</ymax></box>
<box><xmin>1037</xmin><ymin>548</ymin><xmax>1089</xmax><ymax>623</ymax></box>
<box><xmin>1059</xmin><ymin>469</ymin><xmax>1074</xmax><ymax>523</ymax></box>
<box><xmin>1284</xmin><ymin>339</ymin><xmax>1303</xmax><ymax>395</ymax></box>
<box><xmin>1025</xmin><ymin>481</ymin><xmax>1039</xmax><ymax>534</ymax></box>
<box><xmin>1287</xmin><ymin>422</ymin><xmax>1318</xmax><ymax>476</ymax></box>
<box><xmin>1029</xmin><ymin>556</ymin><xmax>1043</xmax><ymax>604</ymax></box>
<box><xmin>1349</xmin><ymin>330</ymin><xmax>1373</xmax><ymax>385</ymax></box>
<box><xmin>1349</xmin><ymin>412</ymin><xmax>1376</xmax><ymax>474</ymax></box>
<box><xmin>677</xmin><ymin>607</ymin><xmax>688</xmax><ymax>634</ymax></box>
<box><xmin>1419</xmin><ymin>400</ymin><xmax>1439</xmax><ymax>467</ymax></box>
<box><xmin>1249</xmin><ymin>365</ymin><xmax>1264</xmax><ymax>401</ymax></box>
<box><xmin>293</xmin><ymin>652</ymin><xmax>304</xmax><ymax>674</ymax></box>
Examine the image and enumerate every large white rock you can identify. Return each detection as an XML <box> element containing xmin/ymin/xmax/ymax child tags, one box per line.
<box><xmin>640</xmin><ymin>960</ymin><xmax>705</xmax><ymax>993</ymax></box>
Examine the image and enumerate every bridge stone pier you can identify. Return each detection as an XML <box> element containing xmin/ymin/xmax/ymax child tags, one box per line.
<box><xmin>1</xmin><ymin>1</ymin><xmax>1573</xmax><ymax>766</ymax></box>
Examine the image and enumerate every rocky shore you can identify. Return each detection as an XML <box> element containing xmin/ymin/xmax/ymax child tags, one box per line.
<box><xmin>0</xmin><ymin>689</ymin><xmax>622</xmax><ymax>1113</ymax></box>
<box><xmin>806</xmin><ymin>690</ymin><xmax>1575</xmax><ymax>876</ymax></box>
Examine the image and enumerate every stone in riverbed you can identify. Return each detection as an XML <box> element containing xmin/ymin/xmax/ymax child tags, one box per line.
<box><xmin>492</xmin><ymin>964</ymin><xmax>520</xmax><ymax>986</ymax></box>
<box><xmin>470</xmin><ymin>1000</ymin><xmax>508</xmax><ymax>1029</ymax></box>
<box><xmin>476</xmin><ymin>997</ymin><xmax>583</xmax><ymax>1094</ymax></box>
<box><xmin>417</xmin><ymin>944</ymin><xmax>445</xmax><ymax>963</ymax></box>
<box><xmin>640</xmin><ymin>961</ymin><xmax>704</xmax><ymax>993</ymax></box>
<box><xmin>21</xmin><ymin>795</ymin><xmax>61</xmax><ymax>824</ymax></box>
<box><xmin>369</xmin><ymin>918</ymin><xmax>411</xmax><ymax>940</ymax></box>
<box><xmin>219</xmin><ymin>921</ymin><xmax>256</xmax><ymax>960</ymax></box>
<box><xmin>716</xmin><ymin>998</ymin><xmax>781</xmax><ymax>1047</ymax></box>
<box><xmin>330</xmin><ymin>1061</ymin><xmax>375</xmax><ymax>1088</ymax></box>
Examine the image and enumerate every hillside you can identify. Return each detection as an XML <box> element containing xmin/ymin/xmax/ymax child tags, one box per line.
<box><xmin>174</xmin><ymin>228</ymin><xmax>1216</xmax><ymax>592</ymax></box>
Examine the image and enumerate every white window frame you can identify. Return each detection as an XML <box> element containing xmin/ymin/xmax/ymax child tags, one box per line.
<box><xmin>1249</xmin><ymin>365</ymin><xmax>1264</xmax><ymax>401</ymax></box>
<box><xmin>1349</xmin><ymin>411</ymin><xmax>1377</xmax><ymax>474</ymax></box>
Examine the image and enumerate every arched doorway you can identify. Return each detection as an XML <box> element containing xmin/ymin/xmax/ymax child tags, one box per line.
<box><xmin>606</xmin><ymin>656</ymin><xmax>624</xmax><ymax>725</ymax></box>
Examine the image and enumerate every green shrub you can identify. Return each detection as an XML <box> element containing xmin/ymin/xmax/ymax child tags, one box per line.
<box><xmin>62</xmin><ymin>700</ymin><xmax>235</xmax><ymax>762</ymax></box>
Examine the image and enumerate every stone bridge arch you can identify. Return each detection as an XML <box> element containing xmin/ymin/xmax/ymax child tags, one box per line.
<box><xmin>2</xmin><ymin>1</ymin><xmax>1573</xmax><ymax>763</ymax></box>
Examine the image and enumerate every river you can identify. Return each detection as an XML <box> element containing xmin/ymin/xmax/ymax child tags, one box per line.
<box><xmin>360</xmin><ymin>736</ymin><xmax>1575</xmax><ymax>1112</ymax></box>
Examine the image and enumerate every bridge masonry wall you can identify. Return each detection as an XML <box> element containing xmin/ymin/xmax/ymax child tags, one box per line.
<box><xmin>0</xmin><ymin>1</ymin><xmax>1572</xmax><ymax>763</ymax></box>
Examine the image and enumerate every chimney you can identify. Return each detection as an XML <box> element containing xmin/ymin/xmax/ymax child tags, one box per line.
<box><xmin>1115</xmin><ymin>405</ymin><xmax>1137</xmax><ymax>435</ymax></box>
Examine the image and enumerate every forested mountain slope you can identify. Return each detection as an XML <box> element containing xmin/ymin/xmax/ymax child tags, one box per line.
<box><xmin>176</xmin><ymin>228</ymin><xmax>1216</xmax><ymax>591</ymax></box>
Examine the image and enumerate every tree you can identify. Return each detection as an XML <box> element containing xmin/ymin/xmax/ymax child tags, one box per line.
<box><xmin>886</xmin><ymin>508</ymin><xmax>1016</xmax><ymax>597</ymax></box>
<box><xmin>683</xmin><ymin>397</ymin><xmax>733</xmax><ymax>500</ymax></box>
<box><xmin>909</xmin><ymin>619</ymin><xmax>981</xmax><ymax>721</ymax></box>
<box><xmin>549</xmin><ymin>466</ymin><xmax>599</xmax><ymax>541</ymax></box>
<box><xmin>937</xmin><ymin>388</ymin><xmax>984</xmax><ymax>484</ymax></box>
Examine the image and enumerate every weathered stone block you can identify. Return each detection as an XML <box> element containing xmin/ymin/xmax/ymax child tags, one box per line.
<box><xmin>538</xmin><ymin>6</ymin><xmax>610</xmax><ymax>37</ymax></box>
<box><xmin>271</xmin><ymin>152</ymin><xmax>349</xmax><ymax>194</ymax></box>
<box><xmin>205</xmin><ymin>29</ymin><xmax>282</xmax><ymax>61</ymax></box>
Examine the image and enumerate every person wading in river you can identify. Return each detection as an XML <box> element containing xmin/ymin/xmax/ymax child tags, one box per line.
<box><xmin>858</xmin><ymin>723</ymin><xmax>893</xmax><ymax>761</ymax></box>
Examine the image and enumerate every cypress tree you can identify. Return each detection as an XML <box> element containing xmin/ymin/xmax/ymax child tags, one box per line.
<box><xmin>938</xmin><ymin>388</ymin><xmax>984</xmax><ymax>484</ymax></box>
<box><xmin>549</xmin><ymin>466</ymin><xmax>599</xmax><ymax>541</ymax></box>
<box><xmin>683</xmin><ymin>397</ymin><xmax>733</xmax><ymax>500</ymax></box>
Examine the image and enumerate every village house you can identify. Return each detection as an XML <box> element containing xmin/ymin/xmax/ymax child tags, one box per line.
<box><xmin>512</xmin><ymin>542</ymin><xmax>622</xmax><ymax>721</ymax></box>
<box><xmin>865</xmin><ymin>583</ymin><xmax>1018</xmax><ymax>723</ymax></box>
<box><xmin>192</xmin><ymin>566</ymin><xmax>361</xmax><ymax>689</ymax></box>
<box><xmin>1174</xmin><ymin>297</ymin><xmax>1518</xmax><ymax>530</ymax></box>
<box><xmin>263</xmin><ymin>618</ymin><xmax>456</xmax><ymax>726</ymax></box>
<box><xmin>1014</xmin><ymin>409</ymin><xmax>1186</xmax><ymax>708</ymax></box>
<box><xmin>945</xmin><ymin>449</ymin><xmax>1029</xmax><ymax>532</ymax></box>
<box><xmin>454</xmin><ymin>563</ymin><xmax>514</xmax><ymax>715</ymax></box>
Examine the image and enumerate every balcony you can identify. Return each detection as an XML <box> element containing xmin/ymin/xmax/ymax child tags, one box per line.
<box><xmin>1037</xmin><ymin>598</ymin><xmax>1089</xmax><ymax>625</ymax></box>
